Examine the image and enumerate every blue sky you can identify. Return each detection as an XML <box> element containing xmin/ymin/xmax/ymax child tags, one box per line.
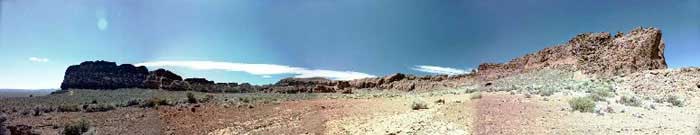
<box><xmin>0</xmin><ymin>0</ymin><xmax>698</xmax><ymax>89</ymax></box>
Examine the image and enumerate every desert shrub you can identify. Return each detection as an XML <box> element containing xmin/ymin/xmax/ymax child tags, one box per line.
<box><xmin>125</xmin><ymin>99</ymin><xmax>142</xmax><ymax>107</ymax></box>
<box><xmin>589</xmin><ymin>89</ymin><xmax>612</xmax><ymax>101</ymax></box>
<box><xmin>538</xmin><ymin>89</ymin><xmax>555</xmax><ymax>97</ymax></box>
<box><xmin>470</xmin><ymin>92</ymin><xmax>482</xmax><ymax>99</ymax></box>
<box><xmin>465</xmin><ymin>87</ymin><xmax>478</xmax><ymax>94</ymax></box>
<box><xmin>569</xmin><ymin>97</ymin><xmax>595</xmax><ymax>113</ymax></box>
<box><xmin>200</xmin><ymin>95</ymin><xmax>214</xmax><ymax>103</ymax></box>
<box><xmin>186</xmin><ymin>93</ymin><xmax>198</xmax><ymax>104</ymax></box>
<box><xmin>85</xmin><ymin>104</ymin><xmax>115</xmax><ymax>112</ymax></box>
<box><xmin>57</xmin><ymin>105</ymin><xmax>81</xmax><ymax>112</ymax></box>
<box><xmin>33</xmin><ymin>106</ymin><xmax>55</xmax><ymax>115</ymax></box>
<box><xmin>666</xmin><ymin>95</ymin><xmax>684</xmax><ymax>107</ymax></box>
<box><xmin>142</xmin><ymin>98</ymin><xmax>170</xmax><ymax>108</ymax></box>
<box><xmin>618</xmin><ymin>95</ymin><xmax>642</xmax><ymax>107</ymax></box>
<box><xmin>411</xmin><ymin>100</ymin><xmax>429</xmax><ymax>110</ymax></box>
<box><xmin>435</xmin><ymin>99</ymin><xmax>445</xmax><ymax>104</ymax></box>
<box><xmin>63</xmin><ymin>119</ymin><xmax>90</xmax><ymax>135</ymax></box>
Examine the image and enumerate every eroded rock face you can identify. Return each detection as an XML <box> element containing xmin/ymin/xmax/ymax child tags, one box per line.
<box><xmin>143</xmin><ymin>69</ymin><xmax>188</xmax><ymax>90</ymax></box>
<box><xmin>476</xmin><ymin>27</ymin><xmax>667</xmax><ymax>80</ymax></box>
<box><xmin>60</xmin><ymin>61</ymin><xmax>149</xmax><ymax>90</ymax></box>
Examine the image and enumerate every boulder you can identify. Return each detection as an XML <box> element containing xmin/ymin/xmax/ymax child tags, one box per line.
<box><xmin>60</xmin><ymin>61</ymin><xmax>148</xmax><ymax>90</ymax></box>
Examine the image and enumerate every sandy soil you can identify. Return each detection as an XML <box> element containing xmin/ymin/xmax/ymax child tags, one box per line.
<box><xmin>4</xmin><ymin>91</ymin><xmax>700</xmax><ymax>135</ymax></box>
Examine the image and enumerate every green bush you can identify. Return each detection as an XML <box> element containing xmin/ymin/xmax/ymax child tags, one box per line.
<box><xmin>186</xmin><ymin>93</ymin><xmax>198</xmax><ymax>104</ymax></box>
<box><xmin>200</xmin><ymin>95</ymin><xmax>214</xmax><ymax>103</ymax></box>
<box><xmin>589</xmin><ymin>89</ymin><xmax>612</xmax><ymax>101</ymax></box>
<box><xmin>569</xmin><ymin>97</ymin><xmax>595</xmax><ymax>113</ymax></box>
<box><xmin>85</xmin><ymin>104</ymin><xmax>115</xmax><ymax>112</ymax></box>
<box><xmin>142</xmin><ymin>98</ymin><xmax>170</xmax><ymax>108</ymax></box>
<box><xmin>63</xmin><ymin>119</ymin><xmax>90</xmax><ymax>135</ymax></box>
<box><xmin>666</xmin><ymin>95</ymin><xmax>684</xmax><ymax>107</ymax></box>
<box><xmin>618</xmin><ymin>95</ymin><xmax>642</xmax><ymax>107</ymax></box>
<box><xmin>57</xmin><ymin>105</ymin><xmax>81</xmax><ymax>112</ymax></box>
<box><xmin>411</xmin><ymin>100</ymin><xmax>429</xmax><ymax>110</ymax></box>
<box><xmin>125</xmin><ymin>99</ymin><xmax>142</xmax><ymax>107</ymax></box>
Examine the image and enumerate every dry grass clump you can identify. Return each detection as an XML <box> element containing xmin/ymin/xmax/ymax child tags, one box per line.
<box><xmin>57</xmin><ymin>104</ymin><xmax>81</xmax><ymax>112</ymax></box>
<box><xmin>470</xmin><ymin>92</ymin><xmax>482</xmax><ymax>99</ymax></box>
<box><xmin>84</xmin><ymin>104</ymin><xmax>115</xmax><ymax>112</ymax></box>
<box><xmin>588</xmin><ymin>88</ymin><xmax>612</xmax><ymax>101</ymax></box>
<box><xmin>665</xmin><ymin>95</ymin><xmax>684</xmax><ymax>107</ymax></box>
<box><xmin>142</xmin><ymin>98</ymin><xmax>171</xmax><ymax>108</ymax></box>
<box><xmin>569</xmin><ymin>97</ymin><xmax>595</xmax><ymax>113</ymax></box>
<box><xmin>618</xmin><ymin>95</ymin><xmax>642</xmax><ymax>107</ymax></box>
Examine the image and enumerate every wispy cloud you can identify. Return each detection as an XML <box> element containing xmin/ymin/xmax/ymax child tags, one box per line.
<box><xmin>28</xmin><ymin>57</ymin><xmax>49</xmax><ymax>63</ymax></box>
<box><xmin>135</xmin><ymin>61</ymin><xmax>376</xmax><ymax>80</ymax></box>
<box><xmin>412</xmin><ymin>65</ymin><xmax>470</xmax><ymax>75</ymax></box>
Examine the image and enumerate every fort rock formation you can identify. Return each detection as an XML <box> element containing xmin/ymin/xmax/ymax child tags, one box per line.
<box><xmin>60</xmin><ymin>61</ymin><xmax>149</xmax><ymax>90</ymax></box>
<box><xmin>475</xmin><ymin>27</ymin><xmax>666</xmax><ymax>80</ymax></box>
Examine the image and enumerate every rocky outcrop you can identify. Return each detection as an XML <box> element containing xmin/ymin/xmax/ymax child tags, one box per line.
<box><xmin>476</xmin><ymin>27</ymin><xmax>667</xmax><ymax>80</ymax></box>
<box><xmin>264</xmin><ymin>73</ymin><xmax>471</xmax><ymax>93</ymax></box>
<box><xmin>60</xmin><ymin>61</ymin><xmax>149</xmax><ymax>90</ymax></box>
<box><xmin>143</xmin><ymin>69</ymin><xmax>188</xmax><ymax>90</ymax></box>
<box><xmin>184</xmin><ymin>78</ymin><xmax>215</xmax><ymax>85</ymax></box>
<box><xmin>59</xmin><ymin>61</ymin><xmax>470</xmax><ymax>93</ymax></box>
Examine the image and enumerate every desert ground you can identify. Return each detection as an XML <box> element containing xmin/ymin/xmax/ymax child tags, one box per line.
<box><xmin>2</xmin><ymin>69</ymin><xmax>699</xmax><ymax>135</ymax></box>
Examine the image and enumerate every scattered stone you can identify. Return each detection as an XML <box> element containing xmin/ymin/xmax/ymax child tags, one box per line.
<box><xmin>7</xmin><ymin>125</ymin><xmax>36</xmax><ymax>135</ymax></box>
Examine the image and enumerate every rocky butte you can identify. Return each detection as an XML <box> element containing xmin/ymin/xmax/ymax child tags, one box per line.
<box><xmin>60</xmin><ymin>61</ymin><xmax>149</xmax><ymax>90</ymax></box>
<box><xmin>475</xmin><ymin>27</ymin><xmax>666</xmax><ymax>80</ymax></box>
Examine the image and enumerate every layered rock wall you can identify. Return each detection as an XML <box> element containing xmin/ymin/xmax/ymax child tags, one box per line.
<box><xmin>476</xmin><ymin>27</ymin><xmax>666</xmax><ymax>80</ymax></box>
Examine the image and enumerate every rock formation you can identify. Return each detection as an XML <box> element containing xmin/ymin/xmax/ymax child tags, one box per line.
<box><xmin>184</xmin><ymin>78</ymin><xmax>215</xmax><ymax>85</ymax></box>
<box><xmin>475</xmin><ymin>27</ymin><xmax>667</xmax><ymax>80</ymax></box>
<box><xmin>60</xmin><ymin>61</ymin><xmax>149</xmax><ymax>90</ymax></box>
<box><xmin>143</xmin><ymin>69</ymin><xmax>188</xmax><ymax>90</ymax></box>
<box><xmin>264</xmin><ymin>73</ymin><xmax>471</xmax><ymax>93</ymax></box>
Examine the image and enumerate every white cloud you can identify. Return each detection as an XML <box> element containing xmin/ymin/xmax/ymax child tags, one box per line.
<box><xmin>261</xmin><ymin>75</ymin><xmax>272</xmax><ymax>78</ymax></box>
<box><xmin>135</xmin><ymin>61</ymin><xmax>376</xmax><ymax>80</ymax></box>
<box><xmin>412</xmin><ymin>65</ymin><xmax>470</xmax><ymax>75</ymax></box>
<box><xmin>28</xmin><ymin>57</ymin><xmax>49</xmax><ymax>63</ymax></box>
